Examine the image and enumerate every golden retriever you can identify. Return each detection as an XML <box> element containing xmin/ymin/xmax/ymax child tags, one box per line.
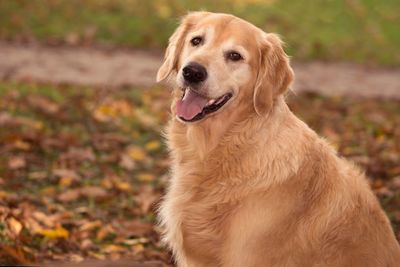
<box><xmin>156</xmin><ymin>11</ymin><xmax>400</xmax><ymax>267</ymax></box>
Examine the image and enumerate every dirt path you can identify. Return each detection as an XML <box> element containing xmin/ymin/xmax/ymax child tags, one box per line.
<box><xmin>1</xmin><ymin>41</ymin><xmax>399</xmax><ymax>99</ymax></box>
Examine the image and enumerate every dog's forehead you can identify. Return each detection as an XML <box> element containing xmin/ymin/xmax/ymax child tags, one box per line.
<box><xmin>193</xmin><ymin>15</ymin><xmax>260</xmax><ymax>48</ymax></box>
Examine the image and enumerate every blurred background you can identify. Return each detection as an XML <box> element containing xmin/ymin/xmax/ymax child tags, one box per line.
<box><xmin>0</xmin><ymin>0</ymin><xmax>399</xmax><ymax>266</ymax></box>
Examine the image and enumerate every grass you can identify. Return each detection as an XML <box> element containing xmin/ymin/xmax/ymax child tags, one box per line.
<box><xmin>0</xmin><ymin>0</ymin><xmax>399</xmax><ymax>65</ymax></box>
<box><xmin>0</xmin><ymin>81</ymin><xmax>399</xmax><ymax>264</ymax></box>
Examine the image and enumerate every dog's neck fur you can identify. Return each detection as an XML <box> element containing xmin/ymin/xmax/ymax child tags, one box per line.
<box><xmin>167</xmin><ymin>96</ymin><xmax>317</xmax><ymax>202</ymax></box>
<box><xmin>169</xmin><ymin>96</ymin><xmax>287</xmax><ymax>152</ymax></box>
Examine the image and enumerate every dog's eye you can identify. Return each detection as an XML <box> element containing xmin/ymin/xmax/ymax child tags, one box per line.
<box><xmin>190</xmin><ymin>36</ymin><xmax>203</xmax><ymax>46</ymax></box>
<box><xmin>226</xmin><ymin>51</ymin><xmax>243</xmax><ymax>61</ymax></box>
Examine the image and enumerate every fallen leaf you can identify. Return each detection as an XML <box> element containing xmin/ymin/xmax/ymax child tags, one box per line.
<box><xmin>122</xmin><ymin>237</ymin><xmax>149</xmax><ymax>246</ymax></box>
<box><xmin>40</xmin><ymin>186</ymin><xmax>56</xmax><ymax>196</ymax></box>
<box><xmin>145</xmin><ymin>140</ymin><xmax>161</xmax><ymax>151</ymax></box>
<box><xmin>131</xmin><ymin>243</ymin><xmax>145</xmax><ymax>254</ymax></box>
<box><xmin>7</xmin><ymin>217</ymin><xmax>23</xmax><ymax>236</ymax></box>
<box><xmin>24</xmin><ymin>217</ymin><xmax>43</xmax><ymax>234</ymax></box>
<box><xmin>79</xmin><ymin>220</ymin><xmax>102</xmax><ymax>232</ymax></box>
<box><xmin>53</xmin><ymin>169</ymin><xmax>80</xmax><ymax>180</ymax></box>
<box><xmin>101</xmin><ymin>176</ymin><xmax>114</xmax><ymax>189</ymax></box>
<box><xmin>135</xmin><ymin>109</ymin><xmax>158</xmax><ymax>128</ymax></box>
<box><xmin>69</xmin><ymin>254</ymin><xmax>84</xmax><ymax>262</ymax></box>
<box><xmin>32</xmin><ymin>211</ymin><xmax>55</xmax><ymax>228</ymax></box>
<box><xmin>116</xmin><ymin>181</ymin><xmax>132</xmax><ymax>192</ymax></box>
<box><xmin>96</xmin><ymin>224</ymin><xmax>116</xmax><ymax>241</ymax></box>
<box><xmin>135</xmin><ymin>186</ymin><xmax>160</xmax><ymax>214</ymax></box>
<box><xmin>102</xmin><ymin>244</ymin><xmax>124</xmax><ymax>253</ymax></box>
<box><xmin>27</xmin><ymin>94</ymin><xmax>60</xmax><ymax>115</ymax></box>
<box><xmin>127</xmin><ymin>146</ymin><xmax>146</xmax><ymax>161</ymax></box>
<box><xmin>8</xmin><ymin>156</ymin><xmax>26</xmax><ymax>169</ymax></box>
<box><xmin>80</xmin><ymin>186</ymin><xmax>108</xmax><ymax>199</ymax></box>
<box><xmin>29</xmin><ymin>171</ymin><xmax>47</xmax><ymax>180</ymax></box>
<box><xmin>13</xmin><ymin>139</ymin><xmax>31</xmax><ymax>150</ymax></box>
<box><xmin>60</xmin><ymin>147</ymin><xmax>95</xmax><ymax>162</ymax></box>
<box><xmin>59</xmin><ymin>176</ymin><xmax>75</xmax><ymax>187</ymax></box>
<box><xmin>80</xmin><ymin>239</ymin><xmax>93</xmax><ymax>250</ymax></box>
<box><xmin>137</xmin><ymin>173</ymin><xmax>155</xmax><ymax>182</ymax></box>
<box><xmin>0</xmin><ymin>191</ymin><xmax>9</xmax><ymax>199</ymax></box>
<box><xmin>87</xmin><ymin>251</ymin><xmax>106</xmax><ymax>260</ymax></box>
<box><xmin>39</xmin><ymin>225</ymin><xmax>69</xmax><ymax>239</ymax></box>
<box><xmin>391</xmin><ymin>176</ymin><xmax>400</xmax><ymax>189</ymax></box>
<box><xmin>0</xmin><ymin>245</ymin><xmax>31</xmax><ymax>265</ymax></box>
<box><xmin>58</xmin><ymin>189</ymin><xmax>80</xmax><ymax>202</ymax></box>
<box><xmin>93</xmin><ymin>99</ymin><xmax>134</xmax><ymax>122</ymax></box>
<box><xmin>119</xmin><ymin>153</ymin><xmax>136</xmax><ymax>170</ymax></box>
<box><xmin>119</xmin><ymin>220</ymin><xmax>153</xmax><ymax>236</ymax></box>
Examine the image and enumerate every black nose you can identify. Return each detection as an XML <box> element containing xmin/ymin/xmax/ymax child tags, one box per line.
<box><xmin>182</xmin><ymin>62</ymin><xmax>207</xmax><ymax>84</ymax></box>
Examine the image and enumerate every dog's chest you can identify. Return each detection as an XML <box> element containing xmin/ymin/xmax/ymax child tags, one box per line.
<box><xmin>184</xmin><ymin>199</ymin><xmax>230</xmax><ymax>244</ymax></box>
<box><xmin>164</xmin><ymin>181</ymin><xmax>234</xmax><ymax>263</ymax></box>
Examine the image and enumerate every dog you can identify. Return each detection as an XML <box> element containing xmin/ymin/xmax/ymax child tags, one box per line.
<box><xmin>156</xmin><ymin>11</ymin><xmax>400</xmax><ymax>267</ymax></box>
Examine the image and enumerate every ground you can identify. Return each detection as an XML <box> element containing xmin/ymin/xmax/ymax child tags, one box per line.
<box><xmin>0</xmin><ymin>42</ymin><xmax>399</xmax><ymax>99</ymax></box>
<box><xmin>0</xmin><ymin>81</ymin><xmax>399</xmax><ymax>265</ymax></box>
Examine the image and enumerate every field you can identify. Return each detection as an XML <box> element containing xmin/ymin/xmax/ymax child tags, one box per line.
<box><xmin>0</xmin><ymin>0</ymin><xmax>399</xmax><ymax>65</ymax></box>
<box><xmin>0</xmin><ymin>82</ymin><xmax>399</xmax><ymax>264</ymax></box>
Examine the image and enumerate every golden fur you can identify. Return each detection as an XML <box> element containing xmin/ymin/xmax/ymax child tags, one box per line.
<box><xmin>156</xmin><ymin>12</ymin><xmax>400</xmax><ymax>267</ymax></box>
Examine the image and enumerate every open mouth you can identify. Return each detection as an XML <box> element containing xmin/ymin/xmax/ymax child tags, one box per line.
<box><xmin>176</xmin><ymin>88</ymin><xmax>233</xmax><ymax>122</ymax></box>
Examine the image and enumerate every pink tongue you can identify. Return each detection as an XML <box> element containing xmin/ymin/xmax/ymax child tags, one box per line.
<box><xmin>176</xmin><ymin>89</ymin><xmax>209</xmax><ymax>120</ymax></box>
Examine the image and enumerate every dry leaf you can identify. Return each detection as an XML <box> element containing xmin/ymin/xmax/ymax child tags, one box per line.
<box><xmin>58</xmin><ymin>189</ymin><xmax>80</xmax><ymax>202</ymax></box>
<box><xmin>80</xmin><ymin>186</ymin><xmax>108</xmax><ymax>199</ymax></box>
<box><xmin>145</xmin><ymin>140</ymin><xmax>161</xmax><ymax>151</ymax></box>
<box><xmin>122</xmin><ymin>237</ymin><xmax>149</xmax><ymax>246</ymax></box>
<box><xmin>69</xmin><ymin>254</ymin><xmax>84</xmax><ymax>262</ymax></box>
<box><xmin>40</xmin><ymin>186</ymin><xmax>56</xmax><ymax>196</ymax></box>
<box><xmin>80</xmin><ymin>239</ymin><xmax>93</xmax><ymax>250</ymax></box>
<box><xmin>28</xmin><ymin>95</ymin><xmax>60</xmax><ymax>114</ymax></box>
<box><xmin>119</xmin><ymin>153</ymin><xmax>136</xmax><ymax>170</ymax></box>
<box><xmin>137</xmin><ymin>173</ymin><xmax>155</xmax><ymax>182</ymax></box>
<box><xmin>59</xmin><ymin>176</ymin><xmax>75</xmax><ymax>187</ymax></box>
<box><xmin>93</xmin><ymin>99</ymin><xmax>134</xmax><ymax>122</ymax></box>
<box><xmin>29</xmin><ymin>171</ymin><xmax>47</xmax><ymax>180</ymax></box>
<box><xmin>0</xmin><ymin>245</ymin><xmax>32</xmax><ymax>265</ymax></box>
<box><xmin>0</xmin><ymin>190</ymin><xmax>9</xmax><ymax>199</ymax></box>
<box><xmin>24</xmin><ymin>217</ymin><xmax>43</xmax><ymax>234</ymax></box>
<box><xmin>8</xmin><ymin>217</ymin><xmax>23</xmax><ymax>236</ymax></box>
<box><xmin>13</xmin><ymin>140</ymin><xmax>31</xmax><ymax>150</ymax></box>
<box><xmin>119</xmin><ymin>220</ymin><xmax>153</xmax><ymax>236</ymax></box>
<box><xmin>32</xmin><ymin>211</ymin><xmax>55</xmax><ymax>227</ymax></box>
<box><xmin>136</xmin><ymin>186</ymin><xmax>160</xmax><ymax>214</ymax></box>
<box><xmin>39</xmin><ymin>226</ymin><xmax>69</xmax><ymax>239</ymax></box>
<box><xmin>60</xmin><ymin>147</ymin><xmax>95</xmax><ymax>162</ymax></box>
<box><xmin>132</xmin><ymin>243</ymin><xmax>145</xmax><ymax>255</ymax></box>
<box><xmin>102</xmin><ymin>244</ymin><xmax>124</xmax><ymax>253</ymax></box>
<box><xmin>53</xmin><ymin>169</ymin><xmax>80</xmax><ymax>180</ymax></box>
<box><xmin>113</xmin><ymin>177</ymin><xmax>132</xmax><ymax>192</ymax></box>
<box><xmin>79</xmin><ymin>220</ymin><xmax>102</xmax><ymax>232</ymax></box>
<box><xmin>96</xmin><ymin>224</ymin><xmax>116</xmax><ymax>241</ymax></box>
<box><xmin>127</xmin><ymin>146</ymin><xmax>146</xmax><ymax>161</ymax></box>
<box><xmin>8</xmin><ymin>156</ymin><xmax>26</xmax><ymax>169</ymax></box>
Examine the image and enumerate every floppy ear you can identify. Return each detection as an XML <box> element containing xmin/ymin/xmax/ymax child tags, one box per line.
<box><xmin>156</xmin><ymin>12</ymin><xmax>207</xmax><ymax>83</ymax></box>
<box><xmin>253</xmin><ymin>33</ymin><xmax>294</xmax><ymax>116</ymax></box>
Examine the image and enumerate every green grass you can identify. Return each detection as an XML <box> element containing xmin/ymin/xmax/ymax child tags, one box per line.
<box><xmin>0</xmin><ymin>0</ymin><xmax>399</xmax><ymax>65</ymax></box>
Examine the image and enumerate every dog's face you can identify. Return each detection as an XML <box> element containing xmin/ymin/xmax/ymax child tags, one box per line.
<box><xmin>157</xmin><ymin>12</ymin><xmax>294</xmax><ymax>124</ymax></box>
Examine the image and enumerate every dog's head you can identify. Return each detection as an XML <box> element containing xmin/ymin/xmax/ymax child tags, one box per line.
<box><xmin>157</xmin><ymin>12</ymin><xmax>294</xmax><ymax>123</ymax></box>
